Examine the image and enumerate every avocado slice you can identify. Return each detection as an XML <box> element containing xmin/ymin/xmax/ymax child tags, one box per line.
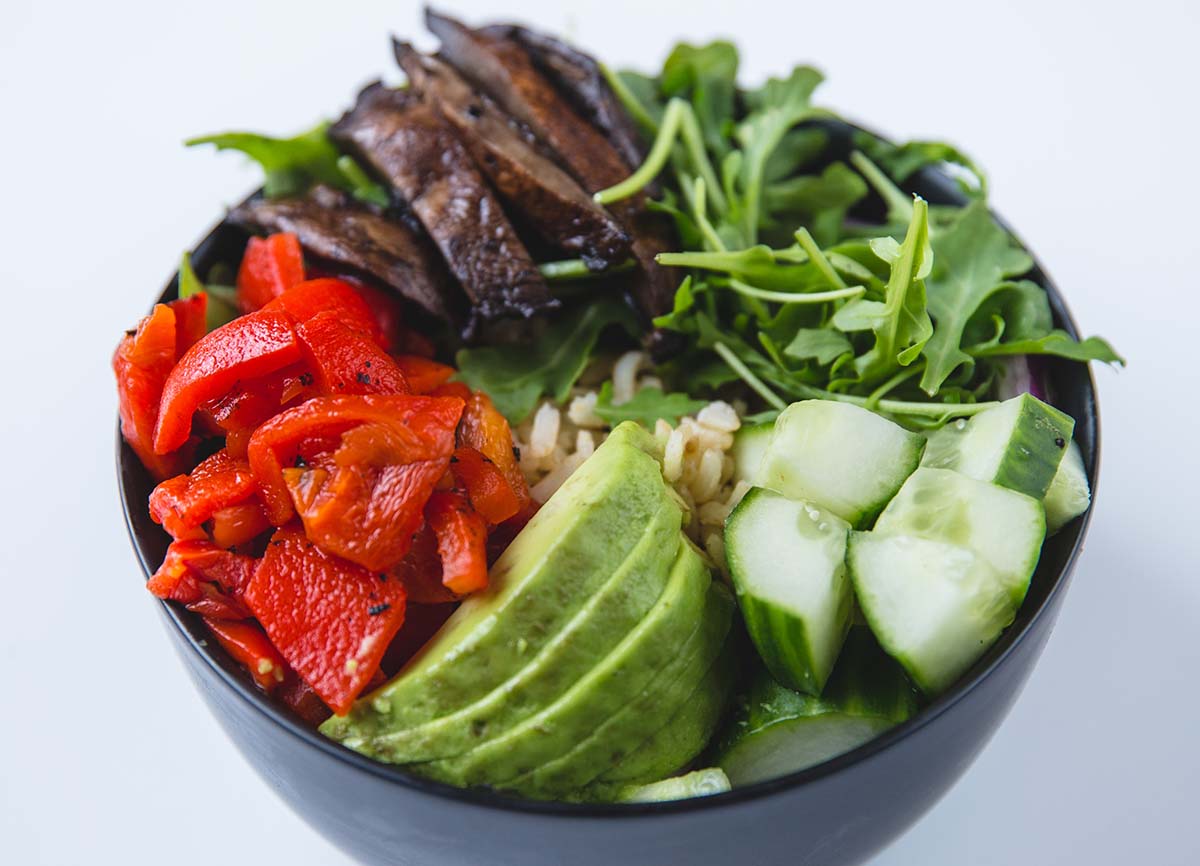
<box><xmin>523</xmin><ymin>580</ymin><xmax>735</xmax><ymax>795</ymax></box>
<box><xmin>346</xmin><ymin>499</ymin><xmax>684</xmax><ymax>762</ymax></box>
<box><xmin>414</xmin><ymin>540</ymin><xmax>715</xmax><ymax>793</ymax></box>
<box><xmin>322</xmin><ymin>426</ymin><xmax>673</xmax><ymax>750</ymax></box>
<box><xmin>596</xmin><ymin>632</ymin><xmax>737</xmax><ymax>786</ymax></box>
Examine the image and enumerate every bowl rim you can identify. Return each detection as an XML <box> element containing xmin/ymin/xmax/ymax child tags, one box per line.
<box><xmin>118</xmin><ymin>163</ymin><xmax>1101</xmax><ymax>819</ymax></box>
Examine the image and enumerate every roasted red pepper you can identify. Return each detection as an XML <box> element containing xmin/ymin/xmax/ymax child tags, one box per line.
<box><xmin>426</xmin><ymin>491</ymin><xmax>489</xmax><ymax>595</ymax></box>
<box><xmin>146</xmin><ymin>539</ymin><xmax>257</xmax><ymax>620</ymax></box>
<box><xmin>458</xmin><ymin>391</ymin><xmax>532</xmax><ymax>514</ymax></box>
<box><xmin>236</xmin><ymin>233</ymin><xmax>306</xmax><ymax>313</ymax></box>
<box><xmin>451</xmin><ymin>446</ymin><xmax>521</xmax><ymax>524</ymax></box>
<box><xmin>172</xmin><ymin>293</ymin><xmax>209</xmax><ymax>354</ymax></box>
<box><xmin>154</xmin><ymin>309</ymin><xmax>303</xmax><ymax>454</ymax></box>
<box><xmin>263</xmin><ymin>277</ymin><xmax>383</xmax><ymax>345</ymax></box>
<box><xmin>204</xmin><ymin>618</ymin><xmax>289</xmax><ymax>691</ymax></box>
<box><xmin>296</xmin><ymin>310</ymin><xmax>410</xmax><ymax>396</ymax></box>
<box><xmin>393</xmin><ymin>355</ymin><xmax>456</xmax><ymax>394</ymax></box>
<box><xmin>209</xmin><ymin>499</ymin><xmax>273</xmax><ymax>549</ymax></box>
<box><xmin>386</xmin><ymin>521</ymin><xmax>458</xmax><ymax>604</ymax></box>
<box><xmin>245</xmin><ymin>526</ymin><xmax>408</xmax><ymax>715</ymax></box>
<box><xmin>115</xmin><ymin>304</ymin><xmax>188</xmax><ymax>480</ymax></box>
<box><xmin>246</xmin><ymin>395</ymin><xmax>464</xmax><ymax>570</ymax></box>
<box><xmin>149</xmin><ymin>449</ymin><xmax>259</xmax><ymax>540</ymax></box>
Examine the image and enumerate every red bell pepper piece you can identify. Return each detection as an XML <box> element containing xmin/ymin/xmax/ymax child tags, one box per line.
<box><xmin>458</xmin><ymin>391</ymin><xmax>532</xmax><ymax>514</ymax></box>
<box><xmin>450</xmin><ymin>446</ymin><xmax>521</xmax><ymax>524</ymax></box>
<box><xmin>204</xmin><ymin>362</ymin><xmax>315</xmax><ymax>458</ymax></box>
<box><xmin>146</xmin><ymin>539</ymin><xmax>257</xmax><ymax>620</ymax></box>
<box><xmin>393</xmin><ymin>355</ymin><xmax>455</xmax><ymax>394</ymax></box>
<box><xmin>276</xmin><ymin>671</ymin><xmax>333</xmax><ymax>726</ymax></box>
<box><xmin>247</xmin><ymin>394</ymin><xmax>463</xmax><ymax>528</ymax></box>
<box><xmin>154</xmin><ymin>309</ymin><xmax>302</xmax><ymax>454</ymax></box>
<box><xmin>209</xmin><ymin>498</ymin><xmax>273</xmax><ymax>549</ymax></box>
<box><xmin>236</xmin><ymin>233</ymin><xmax>306</xmax><ymax>313</ymax></box>
<box><xmin>426</xmin><ymin>491</ymin><xmax>489</xmax><ymax>595</ymax></box>
<box><xmin>386</xmin><ymin>521</ymin><xmax>459</xmax><ymax>604</ymax></box>
<box><xmin>204</xmin><ymin>618</ymin><xmax>289</xmax><ymax>691</ymax></box>
<box><xmin>296</xmin><ymin>310</ymin><xmax>410</xmax><ymax>396</ymax></box>
<box><xmin>263</xmin><ymin>277</ymin><xmax>383</xmax><ymax>345</ymax></box>
<box><xmin>245</xmin><ymin>526</ymin><xmax>408</xmax><ymax>715</ymax></box>
<box><xmin>149</xmin><ymin>449</ymin><xmax>259</xmax><ymax>540</ymax></box>
<box><xmin>172</xmin><ymin>293</ymin><xmax>208</xmax><ymax>354</ymax></box>
<box><xmin>430</xmin><ymin>381</ymin><xmax>472</xmax><ymax>402</ymax></box>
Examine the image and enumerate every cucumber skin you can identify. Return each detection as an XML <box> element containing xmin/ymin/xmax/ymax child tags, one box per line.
<box><xmin>923</xmin><ymin>394</ymin><xmax>1075</xmax><ymax>499</ymax></box>
<box><xmin>713</xmin><ymin>629</ymin><xmax>917</xmax><ymax>784</ymax></box>
<box><xmin>1044</xmin><ymin>439</ymin><xmax>1090</xmax><ymax>533</ymax></box>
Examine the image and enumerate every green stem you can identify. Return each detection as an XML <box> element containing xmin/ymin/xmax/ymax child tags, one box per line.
<box><xmin>713</xmin><ymin>342</ymin><xmax>787</xmax><ymax>410</ymax></box>
<box><xmin>864</xmin><ymin>363</ymin><xmax>923</xmax><ymax>409</ymax></box>
<box><xmin>539</xmin><ymin>258</ymin><xmax>635</xmax><ymax>281</ymax></box>
<box><xmin>691</xmin><ymin>178</ymin><xmax>727</xmax><ymax>252</ymax></box>
<box><xmin>678</xmin><ymin>106</ymin><xmax>727</xmax><ymax>214</ymax></box>
<box><xmin>793</xmin><ymin>228</ymin><xmax>847</xmax><ymax>290</ymax></box>
<box><xmin>599</xmin><ymin>63</ymin><xmax>659</xmax><ymax>134</ymax></box>
<box><xmin>849</xmin><ymin>151</ymin><xmax>913</xmax><ymax>224</ymax></box>
<box><xmin>595</xmin><ymin>99</ymin><xmax>685</xmax><ymax>205</ymax></box>
<box><xmin>728</xmin><ymin>279</ymin><xmax>864</xmax><ymax>305</ymax></box>
<box><xmin>789</xmin><ymin>379</ymin><xmax>997</xmax><ymax>418</ymax></box>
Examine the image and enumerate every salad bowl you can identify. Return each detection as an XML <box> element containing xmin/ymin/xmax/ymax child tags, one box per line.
<box><xmin>119</xmin><ymin>153</ymin><xmax>1099</xmax><ymax>866</ymax></box>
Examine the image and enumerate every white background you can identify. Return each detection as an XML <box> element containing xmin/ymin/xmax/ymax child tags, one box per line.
<box><xmin>2</xmin><ymin>1</ymin><xmax>1197</xmax><ymax>863</ymax></box>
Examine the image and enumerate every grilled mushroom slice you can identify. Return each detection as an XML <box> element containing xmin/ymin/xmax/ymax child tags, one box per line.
<box><xmin>228</xmin><ymin>185</ymin><xmax>461</xmax><ymax>324</ymax></box>
<box><xmin>394</xmin><ymin>41</ymin><xmax>630</xmax><ymax>270</ymax></box>
<box><xmin>331</xmin><ymin>82</ymin><xmax>556</xmax><ymax>333</ymax></box>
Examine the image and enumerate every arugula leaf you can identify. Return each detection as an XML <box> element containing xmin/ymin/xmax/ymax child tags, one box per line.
<box><xmin>918</xmin><ymin>200</ymin><xmax>1033</xmax><ymax>394</ymax></box>
<box><xmin>653</xmin><ymin>276</ymin><xmax>697</xmax><ymax>331</ymax></box>
<box><xmin>858</xmin><ymin>133</ymin><xmax>988</xmax><ymax>198</ymax></box>
<box><xmin>187</xmin><ymin>123</ymin><xmax>388</xmax><ymax>206</ymax></box>
<box><xmin>784</xmin><ymin>328</ymin><xmax>853</xmax><ymax>364</ymax></box>
<box><xmin>178</xmin><ymin>253</ymin><xmax>237</xmax><ymax>332</ymax></box>
<box><xmin>661</xmin><ymin>42</ymin><xmax>739</xmax><ymax>157</ymax></box>
<box><xmin>852</xmin><ymin>197</ymin><xmax>934</xmax><ymax>380</ymax></box>
<box><xmin>763</xmin><ymin>127</ymin><xmax>829</xmax><ymax>184</ymax></box>
<box><xmin>763</xmin><ymin>161</ymin><xmax>868</xmax><ymax>246</ymax></box>
<box><xmin>455</xmin><ymin>300</ymin><xmax>638</xmax><ymax>423</ymax></box>
<box><xmin>594</xmin><ymin>381</ymin><xmax>707</xmax><ymax>427</ymax></box>
<box><xmin>969</xmin><ymin>331</ymin><xmax>1125</xmax><ymax>365</ymax></box>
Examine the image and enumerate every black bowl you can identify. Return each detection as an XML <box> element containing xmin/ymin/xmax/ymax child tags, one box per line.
<box><xmin>118</xmin><ymin>159</ymin><xmax>1099</xmax><ymax>866</ymax></box>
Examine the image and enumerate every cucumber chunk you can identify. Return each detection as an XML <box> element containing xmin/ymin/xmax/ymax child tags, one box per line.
<box><xmin>725</xmin><ymin>487</ymin><xmax>852</xmax><ymax>695</ymax></box>
<box><xmin>848</xmin><ymin>532</ymin><xmax>1014</xmax><ymax>694</ymax></box>
<box><xmin>715</xmin><ymin>629</ymin><xmax>918</xmax><ymax>786</ymax></box>
<box><xmin>615</xmin><ymin>768</ymin><xmax>731</xmax><ymax>803</ymax></box>
<box><xmin>922</xmin><ymin>394</ymin><xmax>1075</xmax><ymax>498</ymax></box>
<box><xmin>874</xmin><ymin>467</ymin><xmax>1046</xmax><ymax>606</ymax></box>
<box><xmin>731</xmin><ymin>422</ymin><xmax>773</xmax><ymax>485</ymax></box>
<box><xmin>1044</xmin><ymin>439</ymin><xmax>1090</xmax><ymax>533</ymax></box>
<box><xmin>758</xmin><ymin>400</ymin><xmax>925</xmax><ymax>527</ymax></box>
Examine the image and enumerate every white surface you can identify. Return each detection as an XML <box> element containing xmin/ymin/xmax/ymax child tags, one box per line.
<box><xmin>2</xmin><ymin>0</ymin><xmax>1197</xmax><ymax>863</ymax></box>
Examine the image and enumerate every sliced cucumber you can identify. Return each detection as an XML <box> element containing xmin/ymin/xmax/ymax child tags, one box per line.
<box><xmin>874</xmin><ymin>467</ymin><xmax>1045</xmax><ymax>606</ymax></box>
<box><xmin>922</xmin><ymin>394</ymin><xmax>1075</xmax><ymax>498</ymax></box>
<box><xmin>758</xmin><ymin>400</ymin><xmax>925</xmax><ymax>527</ymax></box>
<box><xmin>725</xmin><ymin>487</ymin><xmax>852</xmax><ymax>695</ymax></box>
<box><xmin>1044</xmin><ymin>439</ymin><xmax>1090</xmax><ymax>533</ymax></box>
<box><xmin>848</xmin><ymin>532</ymin><xmax>1014</xmax><ymax>694</ymax></box>
<box><xmin>614</xmin><ymin>768</ymin><xmax>731</xmax><ymax>803</ymax></box>
<box><xmin>731</xmin><ymin>422</ymin><xmax>773</xmax><ymax>485</ymax></box>
<box><xmin>715</xmin><ymin>629</ymin><xmax>917</xmax><ymax>786</ymax></box>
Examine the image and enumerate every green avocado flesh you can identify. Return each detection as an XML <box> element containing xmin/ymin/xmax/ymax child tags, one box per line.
<box><xmin>415</xmin><ymin>540</ymin><xmax>715</xmax><ymax>792</ymax></box>
<box><xmin>321</xmin><ymin>422</ymin><xmax>731</xmax><ymax>799</ymax></box>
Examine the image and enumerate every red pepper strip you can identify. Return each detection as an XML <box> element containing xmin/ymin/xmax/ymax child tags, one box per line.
<box><xmin>204</xmin><ymin>362</ymin><xmax>316</xmax><ymax>459</ymax></box>
<box><xmin>430</xmin><ymin>381</ymin><xmax>471</xmax><ymax>402</ymax></box>
<box><xmin>386</xmin><ymin>522</ymin><xmax>459</xmax><ymax>604</ymax></box>
<box><xmin>426</xmin><ymin>491</ymin><xmax>489</xmax><ymax>595</ymax></box>
<box><xmin>393</xmin><ymin>355</ymin><xmax>455</xmax><ymax>394</ymax></box>
<box><xmin>146</xmin><ymin>539</ymin><xmax>257</xmax><ymax>620</ymax></box>
<box><xmin>263</xmin><ymin>277</ymin><xmax>384</xmax><ymax>346</ymax></box>
<box><xmin>342</xmin><ymin>281</ymin><xmax>409</xmax><ymax>353</ymax></box>
<box><xmin>149</xmin><ymin>449</ymin><xmax>259</xmax><ymax>539</ymax></box>
<box><xmin>276</xmin><ymin>671</ymin><xmax>333</xmax><ymax>726</ymax></box>
<box><xmin>247</xmin><ymin>394</ymin><xmax>464</xmax><ymax>527</ymax></box>
<box><xmin>154</xmin><ymin>309</ymin><xmax>302</xmax><ymax>454</ymax></box>
<box><xmin>172</xmin><ymin>293</ymin><xmax>208</xmax><ymax>354</ymax></box>
<box><xmin>245</xmin><ymin>526</ymin><xmax>408</xmax><ymax>715</ymax></box>
<box><xmin>236</xmin><ymin>233</ymin><xmax>306</xmax><ymax>313</ymax></box>
<box><xmin>209</xmin><ymin>498</ymin><xmax>273</xmax><ymax>549</ymax></box>
<box><xmin>458</xmin><ymin>391</ymin><xmax>532</xmax><ymax>513</ymax></box>
<box><xmin>296</xmin><ymin>310</ymin><xmax>410</xmax><ymax>396</ymax></box>
<box><xmin>451</xmin><ymin>446</ymin><xmax>521</xmax><ymax>524</ymax></box>
<box><xmin>114</xmin><ymin>304</ymin><xmax>189</xmax><ymax>480</ymax></box>
<box><xmin>204</xmin><ymin>618</ymin><xmax>289</xmax><ymax>691</ymax></box>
